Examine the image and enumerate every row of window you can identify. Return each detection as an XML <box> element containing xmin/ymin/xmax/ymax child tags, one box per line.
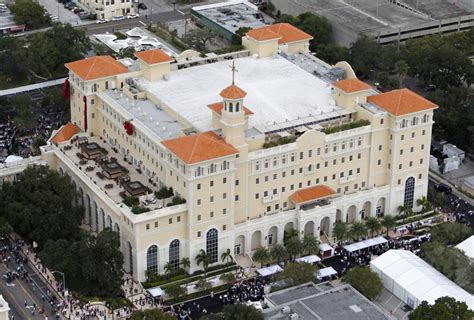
<box><xmin>399</xmin><ymin>115</ymin><xmax>430</xmax><ymax>129</ymax></box>
<box><xmin>145</xmin><ymin>215</ymin><xmax>181</xmax><ymax>230</ymax></box>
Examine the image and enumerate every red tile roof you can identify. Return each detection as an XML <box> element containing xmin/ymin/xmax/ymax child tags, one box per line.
<box><xmin>161</xmin><ymin>131</ymin><xmax>238</xmax><ymax>164</ymax></box>
<box><xmin>51</xmin><ymin>122</ymin><xmax>80</xmax><ymax>144</ymax></box>
<box><xmin>333</xmin><ymin>78</ymin><xmax>371</xmax><ymax>93</ymax></box>
<box><xmin>134</xmin><ymin>49</ymin><xmax>174</xmax><ymax>65</ymax></box>
<box><xmin>207</xmin><ymin>102</ymin><xmax>253</xmax><ymax>116</ymax></box>
<box><xmin>289</xmin><ymin>185</ymin><xmax>336</xmax><ymax>204</ymax></box>
<box><xmin>247</xmin><ymin>23</ymin><xmax>313</xmax><ymax>44</ymax></box>
<box><xmin>65</xmin><ymin>56</ymin><xmax>128</xmax><ymax>81</ymax></box>
<box><xmin>367</xmin><ymin>88</ymin><xmax>438</xmax><ymax>116</ymax></box>
<box><xmin>220</xmin><ymin>84</ymin><xmax>247</xmax><ymax>100</ymax></box>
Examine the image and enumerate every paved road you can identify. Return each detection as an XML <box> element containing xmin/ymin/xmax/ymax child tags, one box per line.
<box><xmin>80</xmin><ymin>9</ymin><xmax>186</xmax><ymax>35</ymax></box>
<box><xmin>429</xmin><ymin>172</ymin><xmax>473</xmax><ymax>206</ymax></box>
<box><xmin>0</xmin><ymin>240</ymin><xmax>60</xmax><ymax>319</ymax></box>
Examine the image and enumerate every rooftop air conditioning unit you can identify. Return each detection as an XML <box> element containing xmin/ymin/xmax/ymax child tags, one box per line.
<box><xmin>281</xmin><ymin>306</ymin><xmax>291</xmax><ymax>314</ymax></box>
<box><xmin>289</xmin><ymin>313</ymin><xmax>299</xmax><ymax>320</ymax></box>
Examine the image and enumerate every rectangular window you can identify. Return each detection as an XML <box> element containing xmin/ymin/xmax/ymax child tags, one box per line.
<box><xmin>235</xmin><ymin>195</ymin><xmax>239</xmax><ymax>201</ymax></box>
<box><xmin>399</xmin><ymin>164</ymin><xmax>402</xmax><ymax>169</ymax></box>
<box><xmin>308</xmin><ymin>150</ymin><xmax>312</xmax><ymax>157</ymax></box>
<box><xmin>154</xmin><ymin>221</ymin><xmax>158</xmax><ymax>228</ymax></box>
<box><xmin>223</xmin><ymin>225</ymin><xmax>226</xmax><ymax>231</ymax></box>
<box><xmin>419</xmin><ymin>174</ymin><xmax>422</xmax><ymax>179</ymax></box>
<box><xmin>378</xmin><ymin>145</ymin><xmax>382</xmax><ymax>151</ymax></box>
<box><xmin>223</xmin><ymin>177</ymin><xmax>227</xmax><ymax>184</ymax></box>
<box><xmin>256</xmin><ymin>178</ymin><xmax>260</xmax><ymax>184</ymax></box>
<box><xmin>235</xmin><ymin>180</ymin><xmax>239</xmax><ymax>186</ymax></box>
<box><xmin>333</xmin><ymin>159</ymin><xmax>337</xmax><ymax>165</ymax></box>
<box><xmin>401</xmin><ymin>135</ymin><xmax>404</xmax><ymax>141</ymax></box>
<box><xmin>400</xmin><ymin>149</ymin><xmax>403</xmax><ymax>155</ymax></box>
<box><xmin>300</xmin><ymin>152</ymin><xmax>304</xmax><ymax>160</ymax></box>
<box><xmin>357</xmin><ymin>153</ymin><xmax>361</xmax><ymax>159</ymax></box>
<box><xmin>197</xmin><ymin>183</ymin><xmax>201</xmax><ymax>190</ymax></box>
<box><xmin>316</xmin><ymin>178</ymin><xmax>319</xmax><ymax>184</ymax></box>
<box><xmin>177</xmin><ymin>216</ymin><xmax>181</xmax><ymax>222</ymax></box>
<box><xmin>380</xmin><ymin>119</ymin><xmax>384</xmax><ymax>125</ymax></box>
<box><xmin>197</xmin><ymin>199</ymin><xmax>201</xmax><ymax>205</ymax></box>
<box><xmin>210</xmin><ymin>196</ymin><xmax>214</xmax><ymax>203</ymax></box>
<box><xmin>265</xmin><ymin>176</ymin><xmax>269</xmax><ymax>182</ymax></box>
<box><xmin>421</xmin><ymin>144</ymin><xmax>425</xmax><ymax>150</ymax></box>
<box><xmin>210</xmin><ymin>212</ymin><xmax>214</xmax><ymax>218</ymax></box>
<box><xmin>411</xmin><ymin>132</ymin><xmax>415</xmax><ymax>138</ymax></box>
<box><xmin>420</xmin><ymin>158</ymin><xmax>424</xmax><ymax>164</ymax></box>
<box><xmin>255</xmin><ymin>193</ymin><xmax>259</xmax><ymax>199</ymax></box>
<box><xmin>197</xmin><ymin>231</ymin><xmax>201</xmax><ymax>237</ymax></box>
<box><xmin>409</xmin><ymin>161</ymin><xmax>413</xmax><ymax>167</ymax></box>
<box><xmin>169</xmin><ymin>218</ymin><xmax>172</xmax><ymax>224</ymax></box>
<box><xmin>377</xmin><ymin>159</ymin><xmax>381</xmax><ymax>165</ymax></box>
<box><xmin>210</xmin><ymin>180</ymin><xmax>214</xmax><ymax>187</ymax></box>
<box><xmin>324</xmin><ymin>161</ymin><xmax>328</xmax><ymax>167</ymax></box>
<box><xmin>146</xmin><ymin>224</ymin><xmax>150</xmax><ymax>230</ymax></box>
<box><xmin>332</xmin><ymin>174</ymin><xmax>336</xmax><ymax>180</ymax></box>
<box><xmin>222</xmin><ymin>193</ymin><xmax>227</xmax><ymax>199</ymax></box>
<box><xmin>222</xmin><ymin>208</ymin><xmax>227</xmax><ymax>215</ymax></box>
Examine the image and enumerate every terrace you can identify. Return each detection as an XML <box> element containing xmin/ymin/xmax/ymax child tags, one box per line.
<box><xmin>58</xmin><ymin>135</ymin><xmax>168</xmax><ymax>212</ymax></box>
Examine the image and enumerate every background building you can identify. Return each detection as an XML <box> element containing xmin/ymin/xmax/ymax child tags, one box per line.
<box><xmin>79</xmin><ymin>0</ymin><xmax>135</xmax><ymax>20</ymax></box>
<box><xmin>272</xmin><ymin>0</ymin><xmax>474</xmax><ymax>46</ymax></box>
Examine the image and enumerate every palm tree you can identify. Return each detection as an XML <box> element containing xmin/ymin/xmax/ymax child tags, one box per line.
<box><xmin>397</xmin><ymin>205</ymin><xmax>413</xmax><ymax>222</ymax></box>
<box><xmin>382</xmin><ymin>215</ymin><xmax>396</xmax><ymax>236</ymax></box>
<box><xmin>349</xmin><ymin>222</ymin><xmax>367</xmax><ymax>241</ymax></box>
<box><xmin>270</xmin><ymin>244</ymin><xmax>288</xmax><ymax>264</ymax></box>
<box><xmin>302</xmin><ymin>234</ymin><xmax>319</xmax><ymax>255</ymax></box>
<box><xmin>284</xmin><ymin>228</ymin><xmax>299</xmax><ymax>244</ymax></box>
<box><xmin>164</xmin><ymin>262</ymin><xmax>174</xmax><ymax>275</ymax></box>
<box><xmin>195</xmin><ymin>249</ymin><xmax>211</xmax><ymax>274</ymax></box>
<box><xmin>220</xmin><ymin>248</ymin><xmax>234</xmax><ymax>265</ymax></box>
<box><xmin>285</xmin><ymin>237</ymin><xmax>303</xmax><ymax>260</ymax></box>
<box><xmin>333</xmin><ymin>221</ymin><xmax>348</xmax><ymax>243</ymax></box>
<box><xmin>416</xmin><ymin>196</ymin><xmax>432</xmax><ymax>213</ymax></box>
<box><xmin>366</xmin><ymin>217</ymin><xmax>381</xmax><ymax>237</ymax></box>
<box><xmin>252</xmin><ymin>246</ymin><xmax>271</xmax><ymax>267</ymax></box>
<box><xmin>180</xmin><ymin>257</ymin><xmax>191</xmax><ymax>270</ymax></box>
<box><xmin>395</xmin><ymin>60</ymin><xmax>409</xmax><ymax>88</ymax></box>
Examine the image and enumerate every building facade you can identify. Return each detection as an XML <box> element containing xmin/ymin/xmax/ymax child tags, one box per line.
<box><xmin>79</xmin><ymin>0</ymin><xmax>135</xmax><ymax>20</ymax></box>
<box><xmin>5</xmin><ymin>23</ymin><xmax>436</xmax><ymax>282</ymax></box>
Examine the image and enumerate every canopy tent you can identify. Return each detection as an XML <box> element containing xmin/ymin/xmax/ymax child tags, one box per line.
<box><xmin>257</xmin><ymin>265</ymin><xmax>283</xmax><ymax>277</ymax></box>
<box><xmin>5</xmin><ymin>155</ymin><xmax>23</xmax><ymax>163</ymax></box>
<box><xmin>343</xmin><ymin>236</ymin><xmax>387</xmax><ymax>252</ymax></box>
<box><xmin>316</xmin><ymin>267</ymin><xmax>337</xmax><ymax>280</ymax></box>
<box><xmin>147</xmin><ymin>286</ymin><xmax>164</xmax><ymax>298</ymax></box>
<box><xmin>319</xmin><ymin>243</ymin><xmax>334</xmax><ymax>257</ymax></box>
<box><xmin>455</xmin><ymin>235</ymin><xmax>474</xmax><ymax>260</ymax></box>
<box><xmin>370</xmin><ymin>250</ymin><xmax>474</xmax><ymax>310</ymax></box>
<box><xmin>295</xmin><ymin>255</ymin><xmax>321</xmax><ymax>264</ymax></box>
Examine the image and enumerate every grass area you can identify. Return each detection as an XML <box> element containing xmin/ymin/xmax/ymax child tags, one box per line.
<box><xmin>322</xmin><ymin>119</ymin><xmax>371</xmax><ymax>135</ymax></box>
<box><xmin>263</xmin><ymin>136</ymin><xmax>297</xmax><ymax>149</ymax></box>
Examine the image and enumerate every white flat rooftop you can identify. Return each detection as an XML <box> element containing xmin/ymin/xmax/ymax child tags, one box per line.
<box><xmin>138</xmin><ymin>55</ymin><xmax>339</xmax><ymax>133</ymax></box>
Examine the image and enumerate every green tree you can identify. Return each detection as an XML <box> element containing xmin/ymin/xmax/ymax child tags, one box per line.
<box><xmin>221</xmin><ymin>304</ymin><xmax>264</xmax><ymax>320</ymax></box>
<box><xmin>333</xmin><ymin>221</ymin><xmax>348</xmax><ymax>243</ymax></box>
<box><xmin>276</xmin><ymin>262</ymin><xmax>317</xmax><ymax>286</ymax></box>
<box><xmin>344</xmin><ymin>267</ymin><xmax>383</xmax><ymax>300</ymax></box>
<box><xmin>430</xmin><ymin>223</ymin><xmax>471</xmax><ymax>246</ymax></box>
<box><xmin>365</xmin><ymin>217</ymin><xmax>381</xmax><ymax>237</ymax></box>
<box><xmin>164</xmin><ymin>262</ymin><xmax>175</xmax><ymax>275</ymax></box>
<box><xmin>252</xmin><ymin>246</ymin><xmax>271</xmax><ymax>267</ymax></box>
<box><xmin>195</xmin><ymin>249</ymin><xmax>211</xmax><ymax>273</ymax></box>
<box><xmin>232</xmin><ymin>27</ymin><xmax>251</xmax><ymax>45</ymax></box>
<box><xmin>131</xmin><ymin>309</ymin><xmax>176</xmax><ymax>320</ymax></box>
<box><xmin>0</xmin><ymin>166</ymin><xmax>83</xmax><ymax>247</ymax></box>
<box><xmin>41</xmin><ymin>87</ymin><xmax>68</xmax><ymax>113</ymax></box>
<box><xmin>270</xmin><ymin>244</ymin><xmax>288</xmax><ymax>264</ymax></box>
<box><xmin>349</xmin><ymin>36</ymin><xmax>385</xmax><ymax>77</ymax></box>
<box><xmin>409</xmin><ymin>296</ymin><xmax>474</xmax><ymax>320</ymax></box>
<box><xmin>219</xmin><ymin>272</ymin><xmax>235</xmax><ymax>284</ymax></box>
<box><xmin>180</xmin><ymin>257</ymin><xmax>191</xmax><ymax>270</ymax></box>
<box><xmin>283</xmin><ymin>228</ymin><xmax>298</xmax><ymax>244</ymax></box>
<box><xmin>416</xmin><ymin>196</ymin><xmax>432</xmax><ymax>213</ymax></box>
<box><xmin>195</xmin><ymin>278</ymin><xmax>212</xmax><ymax>291</ymax></box>
<box><xmin>316</xmin><ymin>43</ymin><xmax>350</xmax><ymax>65</ymax></box>
<box><xmin>184</xmin><ymin>28</ymin><xmax>216</xmax><ymax>51</ymax></box>
<box><xmin>397</xmin><ymin>205</ymin><xmax>413</xmax><ymax>222</ymax></box>
<box><xmin>9</xmin><ymin>0</ymin><xmax>50</xmax><ymax>29</ymax></box>
<box><xmin>382</xmin><ymin>215</ymin><xmax>396</xmax><ymax>236</ymax></box>
<box><xmin>116</xmin><ymin>46</ymin><xmax>136</xmax><ymax>59</ymax></box>
<box><xmin>0</xmin><ymin>217</ymin><xmax>13</xmax><ymax>236</ymax></box>
<box><xmin>220</xmin><ymin>248</ymin><xmax>234</xmax><ymax>265</ymax></box>
<box><xmin>285</xmin><ymin>237</ymin><xmax>303</xmax><ymax>260</ymax></box>
<box><xmin>349</xmin><ymin>222</ymin><xmax>367</xmax><ymax>241</ymax></box>
<box><xmin>302</xmin><ymin>234</ymin><xmax>319</xmax><ymax>255</ymax></box>
<box><xmin>164</xmin><ymin>283</ymin><xmax>186</xmax><ymax>300</ymax></box>
<box><xmin>394</xmin><ymin>60</ymin><xmax>409</xmax><ymax>88</ymax></box>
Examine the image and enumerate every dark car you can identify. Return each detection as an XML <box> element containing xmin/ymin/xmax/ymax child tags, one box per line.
<box><xmin>64</xmin><ymin>2</ymin><xmax>75</xmax><ymax>8</ymax></box>
<box><xmin>138</xmin><ymin>2</ymin><xmax>147</xmax><ymax>9</ymax></box>
<box><xmin>434</xmin><ymin>183</ymin><xmax>452</xmax><ymax>194</ymax></box>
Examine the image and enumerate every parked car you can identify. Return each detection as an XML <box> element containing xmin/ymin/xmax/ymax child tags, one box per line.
<box><xmin>51</xmin><ymin>15</ymin><xmax>59</xmax><ymax>21</ymax></box>
<box><xmin>96</xmin><ymin>18</ymin><xmax>108</xmax><ymax>24</ymax></box>
<box><xmin>434</xmin><ymin>183</ymin><xmax>452</xmax><ymax>194</ymax></box>
<box><xmin>127</xmin><ymin>13</ymin><xmax>139</xmax><ymax>19</ymax></box>
<box><xmin>112</xmin><ymin>15</ymin><xmax>125</xmax><ymax>21</ymax></box>
<box><xmin>138</xmin><ymin>2</ymin><xmax>146</xmax><ymax>9</ymax></box>
<box><xmin>77</xmin><ymin>11</ymin><xmax>89</xmax><ymax>19</ymax></box>
<box><xmin>72</xmin><ymin>7</ymin><xmax>84</xmax><ymax>13</ymax></box>
<box><xmin>64</xmin><ymin>2</ymin><xmax>75</xmax><ymax>9</ymax></box>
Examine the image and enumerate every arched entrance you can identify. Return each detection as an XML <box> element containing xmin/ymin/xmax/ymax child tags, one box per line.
<box><xmin>376</xmin><ymin>198</ymin><xmax>386</xmax><ymax>217</ymax></box>
<box><xmin>234</xmin><ymin>235</ymin><xmax>245</xmax><ymax>256</ymax></box>
<box><xmin>251</xmin><ymin>230</ymin><xmax>262</xmax><ymax>250</ymax></box>
<box><xmin>100</xmin><ymin>209</ymin><xmax>105</xmax><ymax>231</ymax></box>
<box><xmin>361</xmin><ymin>201</ymin><xmax>371</xmax><ymax>219</ymax></box>
<box><xmin>85</xmin><ymin>194</ymin><xmax>91</xmax><ymax>225</ymax></box>
<box><xmin>320</xmin><ymin>217</ymin><xmax>330</xmax><ymax>236</ymax></box>
<box><xmin>268</xmin><ymin>226</ymin><xmax>278</xmax><ymax>246</ymax></box>
<box><xmin>304</xmin><ymin>221</ymin><xmax>315</xmax><ymax>236</ymax></box>
<box><xmin>347</xmin><ymin>205</ymin><xmax>357</xmax><ymax>223</ymax></box>
<box><xmin>78</xmin><ymin>187</ymin><xmax>84</xmax><ymax>207</ymax></box>
<box><xmin>284</xmin><ymin>222</ymin><xmax>297</xmax><ymax>243</ymax></box>
<box><xmin>93</xmin><ymin>201</ymin><xmax>98</xmax><ymax>232</ymax></box>
<box><xmin>127</xmin><ymin>241</ymin><xmax>133</xmax><ymax>274</ymax></box>
<box><xmin>336</xmin><ymin>209</ymin><xmax>342</xmax><ymax>222</ymax></box>
<box><xmin>107</xmin><ymin>215</ymin><xmax>112</xmax><ymax>229</ymax></box>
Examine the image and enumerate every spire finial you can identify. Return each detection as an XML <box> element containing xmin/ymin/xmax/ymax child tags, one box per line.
<box><xmin>230</xmin><ymin>61</ymin><xmax>238</xmax><ymax>85</ymax></box>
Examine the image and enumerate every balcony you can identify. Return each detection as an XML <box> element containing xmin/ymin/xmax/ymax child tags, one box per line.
<box><xmin>262</xmin><ymin>194</ymin><xmax>280</xmax><ymax>204</ymax></box>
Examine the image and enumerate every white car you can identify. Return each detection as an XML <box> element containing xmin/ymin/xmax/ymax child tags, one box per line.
<box><xmin>51</xmin><ymin>15</ymin><xmax>59</xmax><ymax>21</ymax></box>
<box><xmin>127</xmin><ymin>13</ymin><xmax>139</xmax><ymax>19</ymax></box>
<box><xmin>112</xmin><ymin>15</ymin><xmax>125</xmax><ymax>21</ymax></box>
<box><xmin>96</xmin><ymin>18</ymin><xmax>108</xmax><ymax>24</ymax></box>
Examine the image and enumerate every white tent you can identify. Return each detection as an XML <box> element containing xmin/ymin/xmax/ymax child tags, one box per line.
<box><xmin>147</xmin><ymin>286</ymin><xmax>164</xmax><ymax>298</ymax></box>
<box><xmin>456</xmin><ymin>236</ymin><xmax>474</xmax><ymax>261</ymax></box>
<box><xmin>295</xmin><ymin>255</ymin><xmax>321</xmax><ymax>264</ymax></box>
<box><xmin>5</xmin><ymin>155</ymin><xmax>23</xmax><ymax>163</ymax></box>
<box><xmin>316</xmin><ymin>267</ymin><xmax>337</xmax><ymax>280</ymax></box>
<box><xmin>319</xmin><ymin>243</ymin><xmax>334</xmax><ymax>256</ymax></box>
<box><xmin>344</xmin><ymin>236</ymin><xmax>387</xmax><ymax>252</ymax></box>
<box><xmin>370</xmin><ymin>250</ymin><xmax>474</xmax><ymax>310</ymax></box>
<box><xmin>257</xmin><ymin>265</ymin><xmax>283</xmax><ymax>277</ymax></box>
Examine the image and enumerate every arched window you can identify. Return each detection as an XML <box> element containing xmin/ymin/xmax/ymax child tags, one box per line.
<box><xmin>228</xmin><ymin>102</ymin><xmax>233</xmax><ymax>112</ymax></box>
<box><xmin>235</xmin><ymin>102</ymin><xmax>240</xmax><ymax>112</ymax></box>
<box><xmin>206</xmin><ymin>229</ymin><xmax>218</xmax><ymax>264</ymax></box>
<box><xmin>147</xmin><ymin>245</ymin><xmax>158</xmax><ymax>274</ymax></box>
<box><xmin>107</xmin><ymin>216</ymin><xmax>112</xmax><ymax>228</ymax></box>
<box><xmin>128</xmin><ymin>241</ymin><xmax>134</xmax><ymax>274</ymax></box>
<box><xmin>169</xmin><ymin>240</ymin><xmax>180</xmax><ymax>270</ymax></box>
<box><xmin>100</xmin><ymin>209</ymin><xmax>105</xmax><ymax>231</ymax></box>
<box><xmin>209</xmin><ymin>164</ymin><xmax>216</xmax><ymax>174</ymax></box>
<box><xmin>404</xmin><ymin>177</ymin><xmax>415</xmax><ymax>209</ymax></box>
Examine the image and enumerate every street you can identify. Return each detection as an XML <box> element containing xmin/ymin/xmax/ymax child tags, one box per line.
<box><xmin>0</xmin><ymin>238</ymin><xmax>60</xmax><ymax>320</ymax></box>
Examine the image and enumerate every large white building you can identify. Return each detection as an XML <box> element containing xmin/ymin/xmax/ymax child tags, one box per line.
<box><xmin>2</xmin><ymin>23</ymin><xmax>438</xmax><ymax>281</ymax></box>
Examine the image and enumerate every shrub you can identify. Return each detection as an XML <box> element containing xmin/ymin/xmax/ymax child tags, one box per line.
<box><xmin>322</xmin><ymin>120</ymin><xmax>370</xmax><ymax>134</ymax></box>
<box><xmin>122</xmin><ymin>196</ymin><xmax>139</xmax><ymax>207</ymax></box>
<box><xmin>344</xmin><ymin>267</ymin><xmax>383</xmax><ymax>300</ymax></box>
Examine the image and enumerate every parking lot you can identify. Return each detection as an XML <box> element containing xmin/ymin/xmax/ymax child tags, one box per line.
<box><xmin>37</xmin><ymin>0</ymin><xmax>93</xmax><ymax>26</ymax></box>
